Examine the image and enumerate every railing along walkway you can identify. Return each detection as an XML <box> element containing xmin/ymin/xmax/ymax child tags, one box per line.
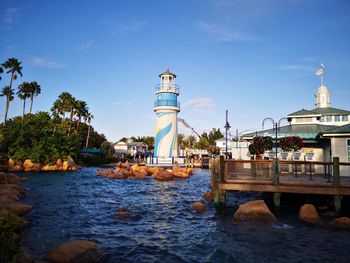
<box><xmin>211</xmin><ymin>156</ymin><xmax>350</xmax><ymax>212</ymax></box>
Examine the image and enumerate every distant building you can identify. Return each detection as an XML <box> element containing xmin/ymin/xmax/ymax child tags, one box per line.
<box><xmin>242</xmin><ymin>83</ymin><xmax>350</xmax><ymax>174</ymax></box>
<box><xmin>114</xmin><ymin>141</ymin><xmax>148</xmax><ymax>160</ymax></box>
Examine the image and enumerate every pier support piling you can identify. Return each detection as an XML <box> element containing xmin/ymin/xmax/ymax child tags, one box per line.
<box><xmin>332</xmin><ymin>157</ymin><xmax>342</xmax><ymax>213</ymax></box>
<box><xmin>273</xmin><ymin>192</ymin><xmax>281</xmax><ymax>209</ymax></box>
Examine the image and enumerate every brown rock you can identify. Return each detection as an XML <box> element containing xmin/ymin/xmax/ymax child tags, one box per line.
<box><xmin>234</xmin><ymin>200</ymin><xmax>277</xmax><ymax>222</ymax></box>
<box><xmin>7</xmin><ymin>173</ymin><xmax>21</xmax><ymax>184</ymax></box>
<box><xmin>107</xmin><ymin>173</ymin><xmax>126</xmax><ymax>179</ymax></box>
<box><xmin>153</xmin><ymin>170</ymin><xmax>174</xmax><ymax>181</ymax></box>
<box><xmin>8</xmin><ymin>165</ymin><xmax>23</xmax><ymax>172</ymax></box>
<box><xmin>41</xmin><ymin>165</ymin><xmax>58</xmax><ymax>171</ymax></box>
<box><xmin>48</xmin><ymin>240</ymin><xmax>99</xmax><ymax>263</ymax></box>
<box><xmin>0</xmin><ymin>172</ymin><xmax>8</xmax><ymax>184</ymax></box>
<box><xmin>113</xmin><ymin>213</ymin><xmax>130</xmax><ymax>219</ymax></box>
<box><xmin>31</xmin><ymin>163</ymin><xmax>42</xmax><ymax>171</ymax></box>
<box><xmin>202</xmin><ymin>192</ymin><xmax>214</xmax><ymax>202</ymax></box>
<box><xmin>191</xmin><ymin>202</ymin><xmax>207</xmax><ymax>213</ymax></box>
<box><xmin>299</xmin><ymin>204</ymin><xmax>319</xmax><ymax>225</ymax></box>
<box><xmin>23</xmin><ymin>159</ymin><xmax>34</xmax><ymax>171</ymax></box>
<box><xmin>7</xmin><ymin>159</ymin><xmax>15</xmax><ymax>169</ymax></box>
<box><xmin>5</xmin><ymin>203</ymin><xmax>32</xmax><ymax>216</ymax></box>
<box><xmin>328</xmin><ymin>217</ymin><xmax>350</xmax><ymax>230</ymax></box>
<box><xmin>116</xmin><ymin>207</ymin><xmax>128</xmax><ymax>212</ymax></box>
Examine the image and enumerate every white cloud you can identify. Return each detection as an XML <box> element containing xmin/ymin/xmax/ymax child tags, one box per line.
<box><xmin>198</xmin><ymin>22</ymin><xmax>261</xmax><ymax>42</ymax></box>
<box><xmin>113</xmin><ymin>101</ymin><xmax>133</xmax><ymax>107</ymax></box>
<box><xmin>78</xmin><ymin>40</ymin><xmax>96</xmax><ymax>51</ymax></box>
<box><xmin>2</xmin><ymin>7</ymin><xmax>20</xmax><ymax>29</ymax></box>
<box><xmin>183</xmin><ymin>98</ymin><xmax>214</xmax><ymax>110</ymax></box>
<box><xmin>29</xmin><ymin>57</ymin><xmax>66</xmax><ymax>69</ymax></box>
<box><xmin>112</xmin><ymin>21</ymin><xmax>147</xmax><ymax>38</ymax></box>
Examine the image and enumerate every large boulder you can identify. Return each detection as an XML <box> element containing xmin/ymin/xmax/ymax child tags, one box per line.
<box><xmin>62</xmin><ymin>156</ymin><xmax>78</xmax><ymax>171</ymax></box>
<box><xmin>328</xmin><ymin>217</ymin><xmax>350</xmax><ymax>230</ymax></box>
<box><xmin>48</xmin><ymin>240</ymin><xmax>100</xmax><ymax>263</ymax></box>
<box><xmin>7</xmin><ymin>173</ymin><xmax>21</xmax><ymax>185</ymax></box>
<box><xmin>5</xmin><ymin>203</ymin><xmax>32</xmax><ymax>216</ymax></box>
<box><xmin>41</xmin><ymin>165</ymin><xmax>58</xmax><ymax>171</ymax></box>
<box><xmin>234</xmin><ymin>200</ymin><xmax>277</xmax><ymax>222</ymax></box>
<box><xmin>23</xmin><ymin>159</ymin><xmax>34</xmax><ymax>171</ymax></box>
<box><xmin>153</xmin><ymin>170</ymin><xmax>174</xmax><ymax>181</ymax></box>
<box><xmin>0</xmin><ymin>172</ymin><xmax>8</xmax><ymax>184</ymax></box>
<box><xmin>202</xmin><ymin>192</ymin><xmax>214</xmax><ymax>202</ymax></box>
<box><xmin>191</xmin><ymin>202</ymin><xmax>207</xmax><ymax>213</ymax></box>
<box><xmin>8</xmin><ymin>165</ymin><xmax>23</xmax><ymax>172</ymax></box>
<box><xmin>299</xmin><ymin>204</ymin><xmax>319</xmax><ymax>225</ymax></box>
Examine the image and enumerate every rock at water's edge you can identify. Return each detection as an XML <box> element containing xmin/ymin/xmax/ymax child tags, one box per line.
<box><xmin>328</xmin><ymin>217</ymin><xmax>350</xmax><ymax>230</ymax></box>
<box><xmin>191</xmin><ymin>202</ymin><xmax>207</xmax><ymax>213</ymax></box>
<box><xmin>48</xmin><ymin>240</ymin><xmax>100</xmax><ymax>263</ymax></box>
<box><xmin>234</xmin><ymin>200</ymin><xmax>277</xmax><ymax>222</ymax></box>
<box><xmin>299</xmin><ymin>204</ymin><xmax>319</xmax><ymax>225</ymax></box>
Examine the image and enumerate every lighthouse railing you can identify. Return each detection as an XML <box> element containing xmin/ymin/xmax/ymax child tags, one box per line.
<box><xmin>155</xmin><ymin>83</ymin><xmax>180</xmax><ymax>94</ymax></box>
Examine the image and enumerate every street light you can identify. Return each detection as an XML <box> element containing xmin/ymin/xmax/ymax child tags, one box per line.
<box><xmin>262</xmin><ymin>117</ymin><xmax>287</xmax><ymax>183</ymax></box>
<box><xmin>224</xmin><ymin>110</ymin><xmax>231</xmax><ymax>160</ymax></box>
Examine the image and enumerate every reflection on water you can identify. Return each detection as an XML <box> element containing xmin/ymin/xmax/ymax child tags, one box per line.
<box><xmin>20</xmin><ymin>168</ymin><xmax>350</xmax><ymax>263</ymax></box>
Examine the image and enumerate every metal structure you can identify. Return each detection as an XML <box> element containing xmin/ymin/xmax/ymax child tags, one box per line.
<box><xmin>178</xmin><ymin>118</ymin><xmax>201</xmax><ymax>138</ymax></box>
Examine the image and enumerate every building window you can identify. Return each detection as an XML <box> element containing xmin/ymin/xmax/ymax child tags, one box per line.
<box><xmin>295</xmin><ymin>117</ymin><xmax>312</xmax><ymax>123</ymax></box>
<box><xmin>320</xmin><ymin>116</ymin><xmax>325</xmax><ymax>122</ymax></box>
<box><xmin>342</xmin><ymin>115</ymin><xmax>349</xmax><ymax>121</ymax></box>
<box><xmin>326</xmin><ymin>116</ymin><xmax>332</xmax><ymax>122</ymax></box>
<box><xmin>334</xmin><ymin>115</ymin><xmax>340</xmax><ymax>122</ymax></box>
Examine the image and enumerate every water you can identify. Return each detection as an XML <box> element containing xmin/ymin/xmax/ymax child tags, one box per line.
<box><xmin>19</xmin><ymin>168</ymin><xmax>350</xmax><ymax>263</ymax></box>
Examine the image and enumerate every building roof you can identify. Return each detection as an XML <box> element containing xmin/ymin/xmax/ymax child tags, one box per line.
<box><xmin>115</xmin><ymin>149</ymin><xmax>127</xmax><ymax>154</ymax></box>
<box><xmin>288</xmin><ymin>109</ymin><xmax>318</xmax><ymax>116</ymax></box>
<box><xmin>242</xmin><ymin>124</ymin><xmax>336</xmax><ymax>140</ymax></box>
<box><xmin>127</xmin><ymin>142</ymin><xmax>147</xmax><ymax>147</ymax></box>
<box><xmin>322</xmin><ymin>124</ymin><xmax>350</xmax><ymax>135</ymax></box>
<box><xmin>288</xmin><ymin>107</ymin><xmax>350</xmax><ymax>117</ymax></box>
<box><xmin>159</xmin><ymin>69</ymin><xmax>176</xmax><ymax>78</ymax></box>
<box><xmin>215</xmin><ymin>137</ymin><xmax>234</xmax><ymax>142</ymax></box>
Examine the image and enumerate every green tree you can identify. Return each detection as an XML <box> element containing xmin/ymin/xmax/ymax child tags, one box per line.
<box><xmin>101</xmin><ymin>141</ymin><xmax>115</xmax><ymax>161</ymax></box>
<box><xmin>2</xmin><ymin>58</ymin><xmax>23</xmax><ymax>95</ymax></box>
<box><xmin>75</xmin><ymin>100</ymin><xmax>88</xmax><ymax>129</ymax></box>
<box><xmin>0</xmin><ymin>66</ymin><xmax>3</xmax><ymax>81</ymax></box>
<box><xmin>195</xmin><ymin>132</ymin><xmax>210</xmax><ymax>149</ymax></box>
<box><xmin>17</xmin><ymin>82</ymin><xmax>31</xmax><ymax>121</ymax></box>
<box><xmin>208</xmin><ymin>128</ymin><xmax>224</xmax><ymax>145</ymax></box>
<box><xmin>0</xmin><ymin>86</ymin><xmax>14</xmax><ymax>124</ymax></box>
<box><xmin>178</xmin><ymin>133</ymin><xmax>185</xmax><ymax>150</ymax></box>
<box><xmin>184</xmin><ymin>135</ymin><xmax>197</xmax><ymax>149</ymax></box>
<box><xmin>28</xmin><ymin>81</ymin><xmax>41</xmax><ymax>114</ymax></box>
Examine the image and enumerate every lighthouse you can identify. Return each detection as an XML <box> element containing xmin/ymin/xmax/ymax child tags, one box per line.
<box><xmin>153</xmin><ymin>69</ymin><xmax>180</xmax><ymax>160</ymax></box>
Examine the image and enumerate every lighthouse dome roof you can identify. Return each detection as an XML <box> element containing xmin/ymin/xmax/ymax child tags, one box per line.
<box><xmin>159</xmin><ymin>69</ymin><xmax>176</xmax><ymax>78</ymax></box>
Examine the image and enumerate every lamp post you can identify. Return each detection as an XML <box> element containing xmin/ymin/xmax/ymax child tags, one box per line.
<box><xmin>224</xmin><ymin>110</ymin><xmax>231</xmax><ymax>160</ymax></box>
<box><xmin>262</xmin><ymin>117</ymin><xmax>287</xmax><ymax>183</ymax></box>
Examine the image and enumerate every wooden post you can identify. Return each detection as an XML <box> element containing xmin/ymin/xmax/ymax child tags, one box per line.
<box><xmin>272</xmin><ymin>160</ymin><xmax>279</xmax><ymax>185</ymax></box>
<box><xmin>219</xmin><ymin>155</ymin><xmax>226</xmax><ymax>206</ymax></box>
<box><xmin>211</xmin><ymin>158</ymin><xmax>220</xmax><ymax>206</ymax></box>
<box><xmin>332</xmin><ymin>157</ymin><xmax>342</xmax><ymax>213</ymax></box>
<box><xmin>273</xmin><ymin>192</ymin><xmax>281</xmax><ymax>209</ymax></box>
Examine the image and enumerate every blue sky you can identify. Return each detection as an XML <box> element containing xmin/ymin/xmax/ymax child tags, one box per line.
<box><xmin>1</xmin><ymin>0</ymin><xmax>350</xmax><ymax>142</ymax></box>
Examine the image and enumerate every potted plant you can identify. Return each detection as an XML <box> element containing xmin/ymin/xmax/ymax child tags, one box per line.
<box><xmin>248</xmin><ymin>136</ymin><xmax>273</xmax><ymax>160</ymax></box>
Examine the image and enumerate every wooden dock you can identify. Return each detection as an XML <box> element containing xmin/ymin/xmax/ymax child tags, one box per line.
<box><xmin>210</xmin><ymin>156</ymin><xmax>350</xmax><ymax>212</ymax></box>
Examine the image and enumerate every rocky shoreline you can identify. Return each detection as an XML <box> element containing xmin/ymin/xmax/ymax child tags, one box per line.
<box><xmin>3</xmin><ymin>157</ymin><xmax>79</xmax><ymax>173</ymax></box>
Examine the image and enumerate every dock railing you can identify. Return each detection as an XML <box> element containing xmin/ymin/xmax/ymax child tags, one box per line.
<box><xmin>211</xmin><ymin>156</ymin><xmax>350</xmax><ymax>211</ymax></box>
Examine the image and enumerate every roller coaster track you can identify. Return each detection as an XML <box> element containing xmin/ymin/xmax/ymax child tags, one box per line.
<box><xmin>178</xmin><ymin>118</ymin><xmax>201</xmax><ymax>138</ymax></box>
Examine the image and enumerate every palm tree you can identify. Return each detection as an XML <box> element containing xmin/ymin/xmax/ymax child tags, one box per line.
<box><xmin>28</xmin><ymin>81</ymin><xmax>41</xmax><ymax>114</ymax></box>
<box><xmin>74</xmin><ymin>100</ymin><xmax>88</xmax><ymax>129</ymax></box>
<box><xmin>0</xmin><ymin>86</ymin><xmax>14</xmax><ymax>124</ymax></box>
<box><xmin>85</xmin><ymin>112</ymin><xmax>94</xmax><ymax>148</ymax></box>
<box><xmin>2</xmin><ymin>58</ymin><xmax>23</xmax><ymax>92</ymax></box>
<box><xmin>17</xmin><ymin>82</ymin><xmax>31</xmax><ymax>121</ymax></box>
<box><xmin>178</xmin><ymin>133</ymin><xmax>185</xmax><ymax>150</ymax></box>
<box><xmin>54</xmin><ymin>92</ymin><xmax>77</xmax><ymax>135</ymax></box>
<box><xmin>0</xmin><ymin>66</ymin><xmax>3</xmax><ymax>81</ymax></box>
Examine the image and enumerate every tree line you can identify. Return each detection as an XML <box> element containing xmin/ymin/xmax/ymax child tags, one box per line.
<box><xmin>0</xmin><ymin>57</ymin><xmax>107</xmax><ymax>164</ymax></box>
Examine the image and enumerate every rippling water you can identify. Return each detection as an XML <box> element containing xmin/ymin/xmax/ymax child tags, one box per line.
<box><xmin>20</xmin><ymin>168</ymin><xmax>350</xmax><ymax>263</ymax></box>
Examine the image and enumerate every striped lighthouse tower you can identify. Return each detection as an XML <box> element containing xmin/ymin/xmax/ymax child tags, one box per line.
<box><xmin>153</xmin><ymin>69</ymin><xmax>180</xmax><ymax>160</ymax></box>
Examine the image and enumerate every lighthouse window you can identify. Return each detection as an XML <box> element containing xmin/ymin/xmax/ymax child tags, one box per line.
<box><xmin>334</xmin><ymin>115</ymin><xmax>340</xmax><ymax>122</ymax></box>
<box><xmin>342</xmin><ymin>115</ymin><xmax>348</xmax><ymax>121</ymax></box>
<box><xmin>326</xmin><ymin>116</ymin><xmax>332</xmax><ymax>122</ymax></box>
